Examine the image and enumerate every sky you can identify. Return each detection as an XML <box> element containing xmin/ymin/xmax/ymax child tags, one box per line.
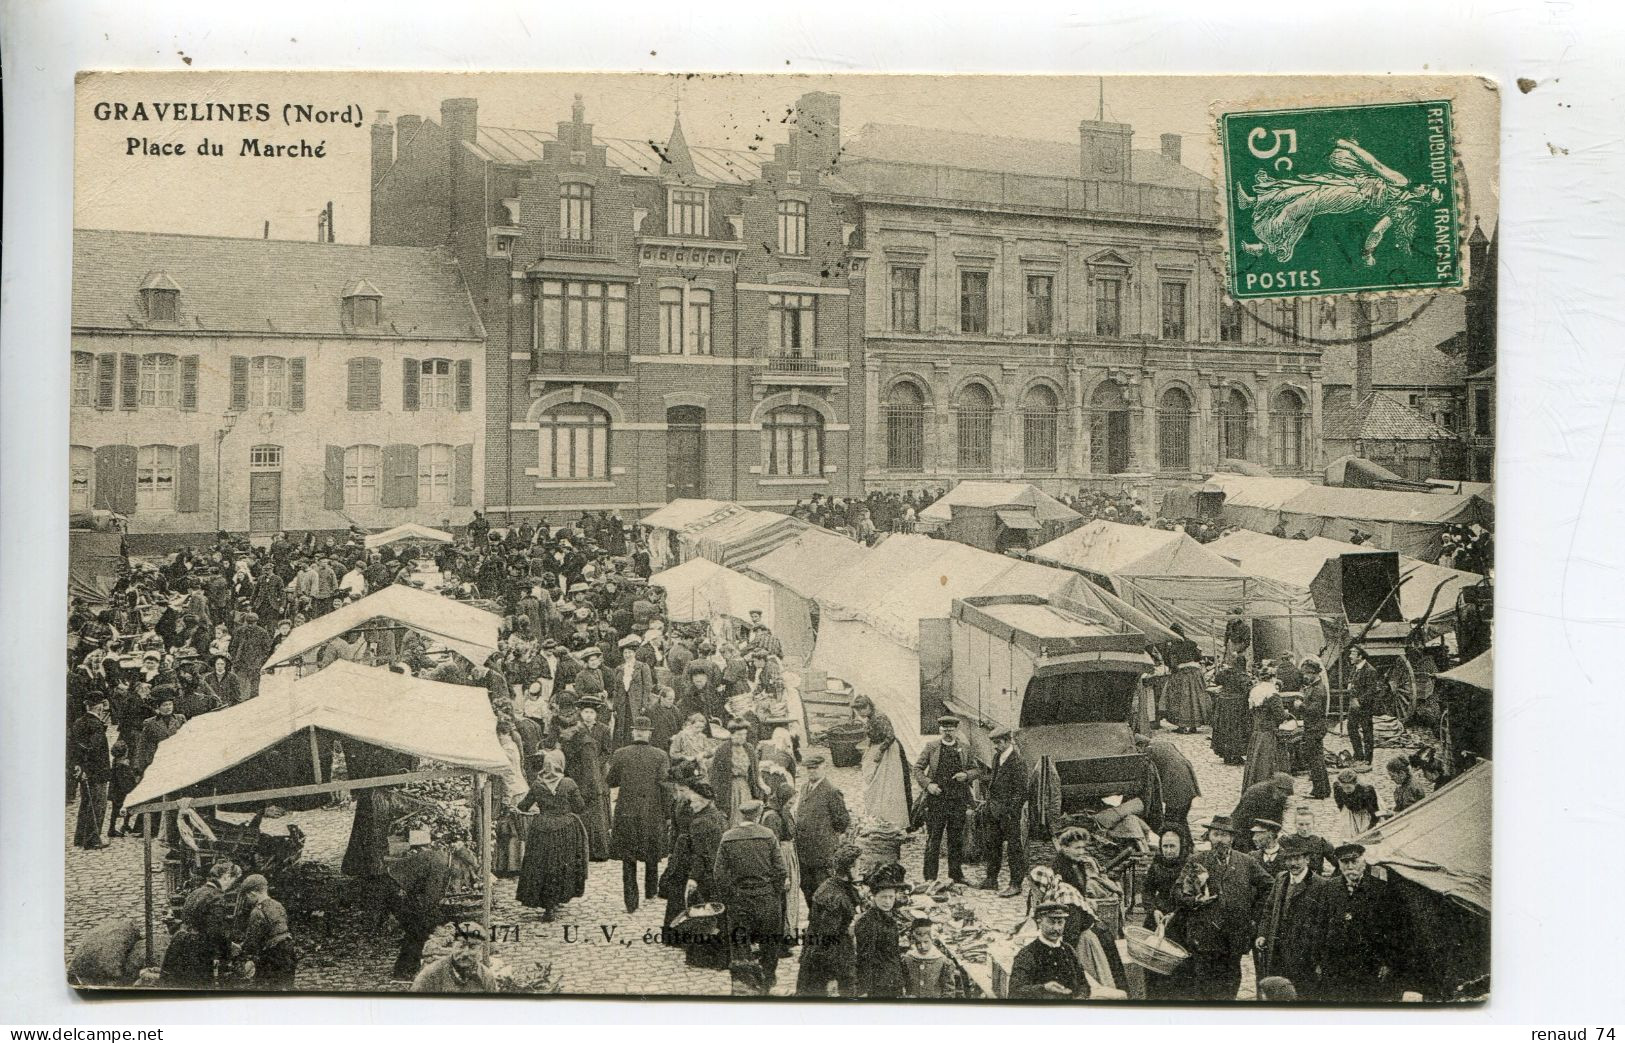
<box><xmin>75</xmin><ymin>72</ymin><xmax>1499</xmax><ymax>245</ymax></box>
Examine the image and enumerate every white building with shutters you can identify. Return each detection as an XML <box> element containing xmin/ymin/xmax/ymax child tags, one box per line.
<box><xmin>71</xmin><ymin>229</ymin><xmax>487</xmax><ymax>547</ymax></box>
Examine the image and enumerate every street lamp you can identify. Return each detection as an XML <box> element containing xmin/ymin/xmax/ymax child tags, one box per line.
<box><xmin>215</xmin><ymin>412</ymin><xmax>239</xmax><ymax>531</ymax></box>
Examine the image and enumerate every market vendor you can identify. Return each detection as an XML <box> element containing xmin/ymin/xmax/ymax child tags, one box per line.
<box><xmin>237</xmin><ymin>873</ymin><xmax>297</xmax><ymax>990</ymax></box>
<box><xmin>1006</xmin><ymin>901</ymin><xmax>1089</xmax><ymax>1000</ymax></box>
<box><xmin>159</xmin><ymin>859</ymin><xmax>242</xmax><ymax>987</ymax></box>
<box><xmin>387</xmin><ymin>829</ymin><xmax>455</xmax><ymax>981</ymax></box>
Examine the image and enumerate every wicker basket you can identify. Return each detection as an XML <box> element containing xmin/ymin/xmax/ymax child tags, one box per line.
<box><xmin>1124</xmin><ymin>923</ymin><xmax>1190</xmax><ymax>976</ymax></box>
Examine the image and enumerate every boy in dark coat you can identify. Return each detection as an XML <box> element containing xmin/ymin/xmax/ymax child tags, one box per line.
<box><xmin>853</xmin><ymin>864</ymin><xmax>907</xmax><ymax>998</ymax></box>
<box><xmin>795</xmin><ymin>843</ymin><xmax>861</xmax><ymax>997</ymax></box>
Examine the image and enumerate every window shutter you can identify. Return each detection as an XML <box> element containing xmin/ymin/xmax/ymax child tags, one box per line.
<box><xmin>95</xmin><ymin>354</ymin><xmax>117</xmax><ymax>409</ymax></box>
<box><xmin>402</xmin><ymin>358</ymin><xmax>420</xmax><ymax>411</ymax></box>
<box><xmin>453</xmin><ymin>442</ymin><xmax>474</xmax><ymax>506</ymax></box>
<box><xmin>119</xmin><ymin>354</ymin><xmax>139</xmax><ymax>409</ymax></box>
<box><xmin>382</xmin><ymin>443</ymin><xmax>419</xmax><ymax>507</ymax></box>
<box><xmin>96</xmin><ymin>445</ymin><xmax>137</xmax><ymax>515</ymax></box>
<box><xmin>289</xmin><ymin>357</ymin><xmax>306</xmax><ymax>411</ymax></box>
<box><xmin>347</xmin><ymin>359</ymin><xmax>362</xmax><ymax>410</ymax></box>
<box><xmin>176</xmin><ymin>444</ymin><xmax>200</xmax><ymax>512</ymax></box>
<box><xmin>324</xmin><ymin>445</ymin><xmax>346</xmax><ymax>509</ymax></box>
<box><xmin>230</xmin><ymin>356</ymin><xmax>249</xmax><ymax>410</ymax></box>
<box><xmin>180</xmin><ymin>356</ymin><xmax>199</xmax><ymax>411</ymax></box>
<box><xmin>363</xmin><ymin>357</ymin><xmax>381</xmax><ymax>410</ymax></box>
<box><xmin>455</xmin><ymin>359</ymin><xmax>473</xmax><ymax>411</ymax></box>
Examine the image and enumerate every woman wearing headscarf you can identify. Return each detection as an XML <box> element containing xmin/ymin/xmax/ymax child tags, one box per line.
<box><xmin>515</xmin><ymin>749</ymin><xmax>589</xmax><ymax>922</ymax></box>
<box><xmin>850</xmin><ymin>694</ymin><xmax>912</xmax><ymax>830</ymax></box>
<box><xmin>668</xmin><ymin>711</ymin><xmax>716</xmax><ymax>766</ymax></box>
<box><xmin>762</xmin><ymin>778</ymin><xmax>802</xmax><ymax>934</ymax></box>
<box><xmin>1240</xmin><ymin>662</ymin><xmax>1290</xmax><ymax>793</ymax></box>
<box><xmin>1140</xmin><ymin>829</ymin><xmax>1195</xmax><ymax>1000</ymax></box>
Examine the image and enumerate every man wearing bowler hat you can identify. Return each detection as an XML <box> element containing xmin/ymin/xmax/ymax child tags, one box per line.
<box><xmin>1188</xmin><ymin>814</ymin><xmax>1272</xmax><ymax>1000</ymax></box>
<box><xmin>913</xmin><ymin>715</ymin><xmax>974</xmax><ymax>884</ymax></box>
<box><xmin>1254</xmin><ymin>835</ymin><xmax>1333</xmax><ymax>990</ymax></box>
<box><xmin>606</xmin><ymin>716</ymin><xmax>671</xmax><ymax>914</ymax></box>
<box><xmin>978</xmin><ymin>725</ymin><xmax>1028</xmax><ymax>897</ymax></box>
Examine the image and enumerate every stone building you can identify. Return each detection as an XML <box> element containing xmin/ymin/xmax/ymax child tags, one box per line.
<box><xmin>1461</xmin><ymin>221</ymin><xmax>1497</xmax><ymax>481</ymax></box>
<box><xmin>836</xmin><ymin>119</ymin><xmax>1325</xmax><ymax>497</ymax></box>
<box><xmin>369</xmin><ymin>94</ymin><xmax>864</xmax><ymax>520</ymax></box>
<box><xmin>70</xmin><ymin>229</ymin><xmax>486</xmax><ymax>548</ymax></box>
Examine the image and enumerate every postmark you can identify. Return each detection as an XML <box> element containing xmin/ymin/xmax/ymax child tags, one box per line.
<box><xmin>1220</xmin><ymin>99</ymin><xmax>1462</xmax><ymax>299</ymax></box>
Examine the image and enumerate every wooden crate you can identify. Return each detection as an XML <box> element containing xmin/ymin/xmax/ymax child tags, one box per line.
<box><xmin>801</xmin><ymin>691</ymin><xmax>854</xmax><ymax>744</ymax></box>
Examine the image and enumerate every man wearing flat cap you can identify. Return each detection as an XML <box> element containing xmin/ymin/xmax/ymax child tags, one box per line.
<box><xmin>409</xmin><ymin>921</ymin><xmax>495</xmax><ymax>993</ymax></box>
<box><xmin>793</xmin><ymin>755</ymin><xmax>851</xmax><ymax>911</ymax></box>
<box><xmin>1007</xmin><ymin>901</ymin><xmax>1089</xmax><ymax>999</ymax></box>
<box><xmin>979</xmin><ymin>725</ymin><xmax>1029</xmax><ymax>897</ymax></box>
<box><xmin>913</xmin><ymin>715</ymin><xmax>974</xmax><ymax>884</ymax></box>
<box><xmin>713</xmin><ymin>797</ymin><xmax>789</xmax><ymax>993</ymax></box>
<box><xmin>606</xmin><ymin>716</ymin><xmax>671</xmax><ymax>914</ymax></box>
<box><xmin>1317</xmin><ymin>842</ymin><xmax>1409</xmax><ymax>1001</ymax></box>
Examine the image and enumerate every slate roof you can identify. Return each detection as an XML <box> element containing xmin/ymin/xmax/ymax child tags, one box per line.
<box><xmin>840</xmin><ymin>122</ymin><xmax>1210</xmax><ymax>192</ymax></box>
<box><xmin>1321</xmin><ymin>292</ymin><xmax>1468</xmax><ymax>389</ymax></box>
<box><xmin>72</xmin><ymin>229</ymin><xmax>485</xmax><ymax>341</ymax></box>
<box><xmin>468</xmin><ymin>126</ymin><xmax>764</xmax><ymax>185</ymax></box>
<box><xmin>1323</xmin><ymin>391</ymin><xmax>1457</xmax><ymax>442</ymax></box>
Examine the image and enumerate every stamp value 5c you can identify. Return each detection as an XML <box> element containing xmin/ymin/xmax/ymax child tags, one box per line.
<box><xmin>1221</xmin><ymin>99</ymin><xmax>1461</xmax><ymax>299</ymax></box>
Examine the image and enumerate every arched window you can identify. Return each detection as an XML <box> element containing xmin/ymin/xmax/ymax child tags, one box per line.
<box><xmin>344</xmin><ymin>444</ymin><xmax>380</xmax><ymax>505</ymax></box>
<box><xmin>1022</xmin><ymin>385</ymin><xmax>1059</xmax><ymax>472</ymax></box>
<box><xmin>1217</xmin><ymin>386</ymin><xmax>1251</xmax><ymax>461</ymax></box>
<box><xmin>1270</xmin><ymin>388</ymin><xmax>1307</xmax><ymax>469</ymax></box>
<box><xmin>1158</xmin><ymin>387</ymin><xmax>1193</xmax><ymax>471</ymax></box>
<box><xmin>764</xmin><ymin>405</ymin><xmax>823</xmax><ymax>477</ymax></box>
<box><xmin>955</xmin><ymin>383</ymin><xmax>994</xmax><ymax>472</ymax></box>
<box><xmin>560</xmin><ymin>182</ymin><xmax>593</xmax><ymax>241</ymax></box>
<box><xmin>1090</xmin><ymin>381</ymin><xmax>1131</xmax><ymax>475</ymax></box>
<box><xmin>70</xmin><ymin>445</ymin><xmax>94</xmax><ymax>511</ymax></box>
<box><xmin>884</xmin><ymin>382</ymin><xmax>926</xmax><ymax>472</ymax></box>
<box><xmin>538</xmin><ymin>404</ymin><xmax>610</xmax><ymax>480</ymax></box>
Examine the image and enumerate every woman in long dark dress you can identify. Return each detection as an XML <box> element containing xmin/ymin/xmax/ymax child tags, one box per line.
<box><xmin>1160</xmin><ymin>627</ymin><xmax>1208</xmax><ymax>733</ymax></box>
<box><xmin>1140</xmin><ymin>829</ymin><xmax>1194</xmax><ymax>1001</ymax></box>
<box><xmin>1210</xmin><ymin>654</ymin><xmax>1252</xmax><ymax>765</ymax></box>
<box><xmin>1241</xmin><ymin>669</ymin><xmax>1291</xmax><ymax>793</ymax></box>
<box><xmin>515</xmin><ymin>750</ymin><xmax>588</xmax><ymax>922</ymax></box>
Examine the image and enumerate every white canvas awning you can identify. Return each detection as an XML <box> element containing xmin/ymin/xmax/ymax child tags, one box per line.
<box><xmin>651</xmin><ymin>556</ymin><xmax>775</xmax><ymax>625</ymax></box>
<box><xmin>128</xmin><ymin>660</ymin><xmax>509</xmax><ymax>808</ymax></box>
<box><xmin>364</xmin><ymin>522</ymin><xmax>455</xmax><ymax>550</ymax></box>
<box><xmin>918</xmin><ymin>481</ymin><xmax>1081</xmax><ymax>525</ymax></box>
<box><xmin>264</xmin><ymin>584</ymin><xmax>501</xmax><ymax>669</ymax></box>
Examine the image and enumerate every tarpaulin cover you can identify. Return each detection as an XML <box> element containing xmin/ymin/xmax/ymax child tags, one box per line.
<box><xmin>746</xmin><ymin>530</ymin><xmax>871</xmax><ymax>663</ymax></box>
<box><xmin>1438</xmin><ymin>648</ymin><xmax>1492</xmax><ymax>693</ymax></box>
<box><xmin>640</xmin><ymin>499</ymin><xmax>744</xmax><ymax>532</ymax></box>
<box><xmin>918</xmin><ymin>481</ymin><xmax>1082</xmax><ymax>525</ymax></box>
<box><xmin>1358</xmin><ymin>760</ymin><xmax>1491</xmax><ymax>915</ymax></box>
<box><xmin>364</xmin><ymin>522</ymin><xmax>455</xmax><ymax>550</ymax></box>
<box><xmin>265</xmin><ymin>584</ymin><xmax>502</xmax><ymax>670</ymax></box>
<box><xmin>69</xmin><ymin>530</ymin><xmax>124</xmax><ymax>608</ymax></box>
<box><xmin>1276</xmin><ymin>485</ymin><xmax>1487</xmax><ymax>561</ymax></box>
<box><xmin>681</xmin><ymin>509</ymin><xmax>810</xmax><ymax>569</ymax></box>
<box><xmin>1206</xmin><ymin>473</ymin><xmax>1317</xmax><ymax>533</ymax></box>
<box><xmin>650</xmin><ymin>556</ymin><xmax>774</xmax><ymax>626</ymax></box>
<box><xmin>996</xmin><ymin>510</ymin><xmax>1041</xmax><ymax>530</ymax></box>
<box><xmin>127</xmin><ymin>659</ymin><xmax>509</xmax><ymax>808</ymax></box>
<box><xmin>1324</xmin><ymin>455</ymin><xmax>1413</xmax><ymax>489</ymax></box>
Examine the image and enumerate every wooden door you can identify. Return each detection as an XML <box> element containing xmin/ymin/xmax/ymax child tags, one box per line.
<box><xmin>665</xmin><ymin>407</ymin><xmax>705</xmax><ymax>500</ymax></box>
<box><xmin>249</xmin><ymin>472</ymin><xmax>282</xmax><ymax>532</ymax></box>
<box><xmin>1107</xmin><ymin>411</ymin><xmax>1131</xmax><ymax>474</ymax></box>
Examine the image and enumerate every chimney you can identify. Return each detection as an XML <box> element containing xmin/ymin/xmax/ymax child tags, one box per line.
<box><xmin>793</xmin><ymin>92</ymin><xmax>842</xmax><ymax>171</ymax></box>
<box><xmin>1354</xmin><ymin>299</ymin><xmax>1374</xmax><ymax>401</ymax></box>
<box><xmin>1078</xmin><ymin>119</ymin><xmax>1133</xmax><ymax>181</ymax></box>
<box><xmin>441</xmin><ymin>97</ymin><xmax>479</xmax><ymax>146</ymax></box>
<box><xmin>396</xmin><ymin>113</ymin><xmax>422</xmax><ymax>144</ymax></box>
<box><xmin>370</xmin><ymin>111</ymin><xmax>393</xmax><ymax>185</ymax></box>
<box><xmin>1160</xmin><ymin>133</ymin><xmax>1182</xmax><ymax>165</ymax></box>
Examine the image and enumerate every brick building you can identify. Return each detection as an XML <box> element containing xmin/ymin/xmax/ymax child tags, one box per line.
<box><xmin>70</xmin><ymin>229</ymin><xmax>486</xmax><ymax>547</ymax></box>
<box><xmin>836</xmin><ymin>119</ymin><xmax>1326</xmax><ymax>497</ymax></box>
<box><xmin>369</xmin><ymin>94</ymin><xmax>864</xmax><ymax>520</ymax></box>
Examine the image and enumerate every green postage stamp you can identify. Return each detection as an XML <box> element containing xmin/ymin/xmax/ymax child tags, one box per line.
<box><xmin>1221</xmin><ymin>99</ymin><xmax>1461</xmax><ymax>299</ymax></box>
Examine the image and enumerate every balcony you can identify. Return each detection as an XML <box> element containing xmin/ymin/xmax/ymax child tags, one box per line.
<box><xmin>752</xmin><ymin>348</ymin><xmax>849</xmax><ymax>387</ymax></box>
<box><xmin>535</xmin><ymin>231</ymin><xmax>620</xmax><ymax>259</ymax></box>
<box><xmin>530</xmin><ymin>351</ymin><xmax>633</xmax><ymax>385</ymax></box>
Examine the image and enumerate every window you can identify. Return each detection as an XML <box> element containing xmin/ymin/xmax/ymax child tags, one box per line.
<box><xmin>658</xmin><ymin>287</ymin><xmax>714</xmax><ymax>355</ymax></box>
<box><xmin>70</xmin><ymin>445</ymin><xmax>94</xmax><ymax>511</ymax></box>
<box><xmin>538</xmin><ymin>405</ymin><xmax>610</xmax><ymax>480</ymax></box>
<box><xmin>353</xmin><ymin>297</ymin><xmax>380</xmax><ymax>327</ymax></box>
<box><xmin>769</xmin><ymin>293</ymin><xmax>817</xmax><ymax>357</ymax></box>
<box><xmin>250</xmin><ymin>445</ymin><xmax>283</xmax><ymax>469</ymax></box>
<box><xmin>138</xmin><ymin>354</ymin><xmax>178</xmax><ymax>408</ymax></box>
<box><xmin>1095</xmin><ymin>278</ymin><xmax>1122</xmax><ymax>337</ymax></box>
<box><xmin>72</xmin><ymin>353</ymin><xmax>94</xmax><ymax>406</ymax></box>
<box><xmin>1158</xmin><ymin>387</ymin><xmax>1193</xmax><ymax>471</ymax></box>
<box><xmin>1278</xmin><ymin>301</ymin><xmax>1299</xmax><ymax>343</ymax></box>
<box><xmin>1160</xmin><ymin>281</ymin><xmax>1188</xmax><ymax>340</ymax></box>
<box><xmin>560</xmin><ymin>182</ymin><xmax>593</xmax><ymax>241</ymax></box>
<box><xmin>955</xmin><ymin>383</ymin><xmax>994</xmax><ymax>472</ymax></box>
<box><xmin>764</xmin><ymin>405</ymin><xmax>823</xmax><ymax>477</ymax></box>
<box><xmin>534</xmin><ymin>280</ymin><xmax>629</xmax><ymax>356</ymax></box>
<box><xmin>419</xmin><ymin>359</ymin><xmax>453</xmax><ymax>409</ymax></box>
<box><xmin>142</xmin><ymin>288</ymin><xmax>178</xmax><ymax>322</ymax></box>
<box><xmin>884</xmin><ymin>382</ymin><xmax>926</xmax><ymax>472</ymax></box>
<box><xmin>890</xmin><ymin>267</ymin><xmax>921</xmax><ymax>332</ymax></box>
<box><xmin>777</xmin><ymin>199</ymin><xmax>808</xmax><ymax>256</ymax></box>
<box><xmin>1270</xmin><ymin>389</ymin><xmax>1307</xmax><ymax>469</ymax></box>
<box><xmin>248</xmin><ymin>356</ymin><xmax>288</xmax><ymax>407</ymax></box>
<box><xmin>1220</xmin><ymin>300</ymin><xmax>1242</xmax><ymax>343</ymax></box>
<box><xmin>1217</xmin><ymin>387</ymin><xmax>1251</xmax><ymax>461</ymax></box>
<box><xmin>136</xmin><ymin>445</ymin><xmax>177</xmax><ymax>512</ymax></box>
<box><xmin>341</xmin><ymin>445</ymin><xmax>380</xmax><ymax>505</ymax></box>
<box><xmin>1025</xmin><ymin>275</ymin><xmax>1054</xmax><ymax>335</ymax></box>
<box><xmin>1474</xmin><ymin>388</ymin><xmax>1492</xmax><ymax>436</ymax></box>
<box><xmin>668</xmin><ymin>189</ymin><xmax>708</xmax><ymax>236</ymax></box>
<box><xmin>418</xmin><ymin>444</ymin><xmax>453</xmax><ymax>504</ymax></box>
<box><xmin>959</xmin><ymin>271</ymin><xmax>989</xmax><ymax>333</ymax></box>
<box><xmin>1022</xmin><ymin>385</ymin><xmax>1059</xmax><ymax>471</ymax></box>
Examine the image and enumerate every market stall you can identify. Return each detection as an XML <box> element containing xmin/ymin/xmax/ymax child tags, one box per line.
<box><xmin>678</xmin><ymin>508</ymin><xmax>810</xmax><ymax>570</ymax></box>
<box><xmin>639</xmin><ymin>499</ymin><xmax>745</xmax><ymax>570</ymax></box>
<box><xmin>262</xmin><ymin>584</ymin><xmax>502</xmax><ymax>675</ymax></box>
<box><xmin>743</xmin><ymin>527</ymin><xmax>869</xmax><ymax>663</ymax></box>
<box><xmin>124</xmin><ymin>659</ymin><xmax>512</xmax><ymax>967</ymax></box>
<box><xmin>916</xmin><ymin>481</ymin><xmax>1082</xmax><ymax>553</ymax></box>
<box><xmin>364</xmin><ymin>522</ymin><xmax>456</xmax><ymax>551</ymax></box>
<box><xmin>649</xmin><ymin>555</ymin><xmax>775</xmax><ymax>630</ymax></box>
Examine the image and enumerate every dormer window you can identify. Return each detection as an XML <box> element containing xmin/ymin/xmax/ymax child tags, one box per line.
<box><xmin>342</xmin><ymin>279</ymin><xmax>384</xmax><ymax>329</ymax></box>
<box><xmin>139</xmin><ymin>271</ymin><xmax>180</xmax><ymax>322</ymax></box>
<box><xmin>668</xmin><ymin>188</ymin><xmax>709</xmax><ymax>237</ymax></box>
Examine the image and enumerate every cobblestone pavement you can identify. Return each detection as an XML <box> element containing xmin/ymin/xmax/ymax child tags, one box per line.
<box><xmin>65</xmin><ymin>720</ymin><xmax>1408</xmax><ymax>999</ymax></box>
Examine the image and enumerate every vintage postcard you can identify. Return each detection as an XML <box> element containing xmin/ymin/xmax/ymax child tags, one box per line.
<box><xmin>65</xmin><ymin>72</ymin><xmax>1496</xmax><ymax>1003</ymax></box>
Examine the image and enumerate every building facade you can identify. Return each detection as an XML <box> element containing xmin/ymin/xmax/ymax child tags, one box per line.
<box><xmin>837</xmin><ymin>121</ymin><xmax>1325</xmax><ymax>497</ymax></box>
<box><xmin>70</xmin><ymin>230</ymin><xmax>486</xmax><ymax>547</ymax></box>
<box><xmin>370</xmin><ymin>94</ymin><xmax>865</xmax><ymax>521</ymax></box>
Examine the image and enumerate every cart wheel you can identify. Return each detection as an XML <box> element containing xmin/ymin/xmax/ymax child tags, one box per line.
<box><xmin>1388</xmin><ymin>658</ymin><xmax>1418</xmax><ymax>722</ymax></box>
